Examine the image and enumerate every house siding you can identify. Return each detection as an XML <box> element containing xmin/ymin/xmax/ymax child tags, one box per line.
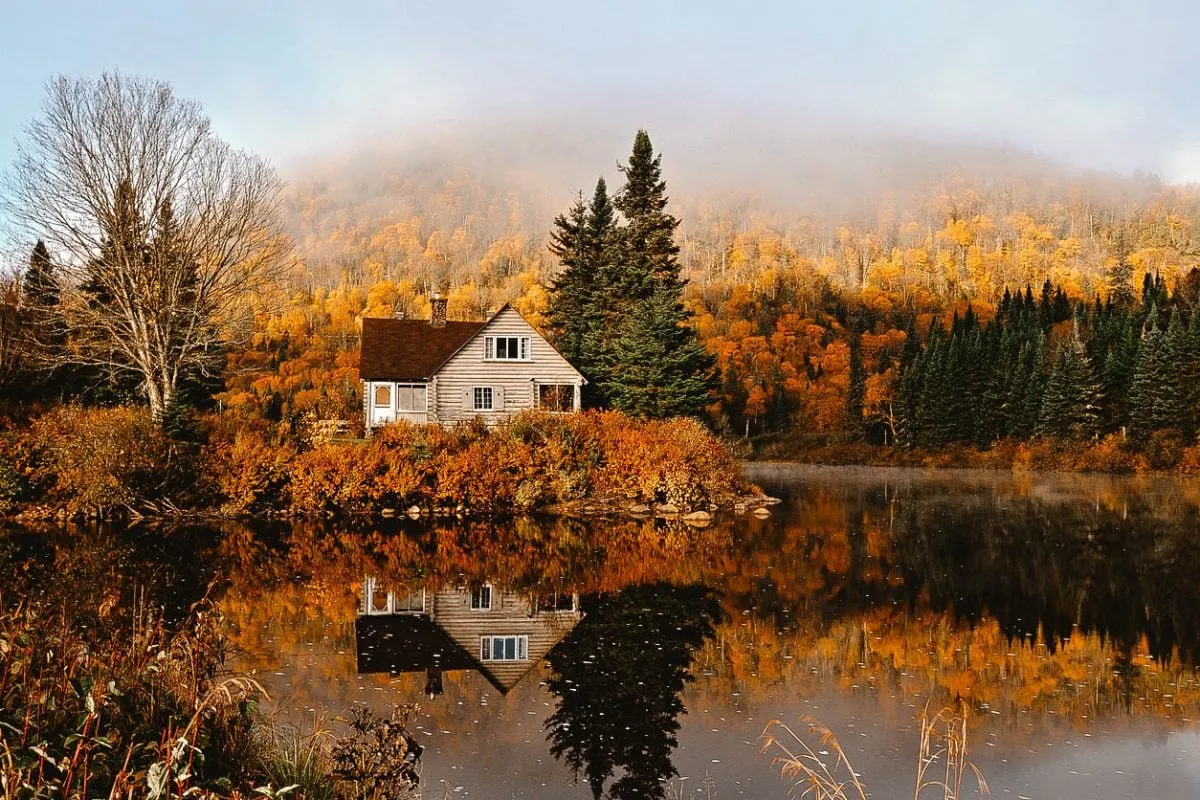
<box><xmin>427</xmin><ymin>586</ymin><xmax>578</xmax><ymax>690</ymax></box>
<box><xmin>433</xmin><ymin>307</ymin><xmax>584</xmax><ymax>425</ymax></box>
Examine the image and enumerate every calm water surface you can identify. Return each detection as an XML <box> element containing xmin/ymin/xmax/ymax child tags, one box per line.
<box><xmin>10</xmin><ymin>464</ymin><xmax>1200</xmax><ymax>798</ymax></box>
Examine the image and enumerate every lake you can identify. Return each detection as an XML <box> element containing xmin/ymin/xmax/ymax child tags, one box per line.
<box><xmin>7</xmin><ymin>464</ymin><xmax>1200</xmax><ymax>798</ymax></box>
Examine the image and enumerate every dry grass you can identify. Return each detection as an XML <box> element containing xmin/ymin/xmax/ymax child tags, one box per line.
<box><xmin>761</xmin><ymin>702</ymin><xmax>989</xmax><ymax>800</ymax></box>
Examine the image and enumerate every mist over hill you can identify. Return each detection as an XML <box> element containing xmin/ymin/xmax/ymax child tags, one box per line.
<box><xmin>278</xmin><ymin>118</ymin><xmax>1176</xmax><ymax>292</ymax></box>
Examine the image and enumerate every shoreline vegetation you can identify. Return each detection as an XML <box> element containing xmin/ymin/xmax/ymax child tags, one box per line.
<box><xmin>754</xmin><ymin>432</ymin><xmax>1200</xmax><ymax>474</ymax></box>
<box><xmin>0</xmin><ymin>407</ymin><xmax>772</xmax><ymax>522</ymax></box>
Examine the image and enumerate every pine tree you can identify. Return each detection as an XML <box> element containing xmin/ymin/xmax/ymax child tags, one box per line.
<box><xmin>547</xmin><ymin>192</ymin><xmax>591</xmax><ymax>364</ymax></box>
<box><xmin>845</xmin><ymin>333</ymin><xmax>865</xmax><ymax>439</ymax></box>
<box><xmin>1035</xmin><ymin>326</ymin><xmax>1102</xmax><ymax>439</ymax></box>
<box><xmin>612</xmin><ymin>130</ymin><xmax>683</xmax><ymax>300</ymax></box>
<box><xmin>1128</xmin><ymin>306</ymin><xmax>1170</xmax><ymax>436</ymax></box>
<box><xmin>603</xmin><ymin>287</ymin><xmax>716</xmax><ymax>419</ymax></box>
<box><xmin>1160</xmin><ymin>309</ymin><xmax>1192</xmax><ymax>436</ymax></box>
<box><xmin>22</xmin><ymin>240</ymin><xmax>58</xmax><ymax>309</ymax></box>
<box><xmin>548</xmin><ymin>178</ymin><xmax>621</xmax><ymax>398</ymax></box>
<box><xmin>1107</xmin><ymin>227</ymin><xmax>1136</xmax><ymax>307</ymax></box>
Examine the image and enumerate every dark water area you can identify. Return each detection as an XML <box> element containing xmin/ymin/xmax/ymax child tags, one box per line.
<box><xmin>6</xmin><ymin>465</ymin><xmax>1200</xmax><ymax>798</ymax></box>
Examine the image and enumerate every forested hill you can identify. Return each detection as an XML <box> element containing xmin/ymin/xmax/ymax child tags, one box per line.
<box><xmin>279</xmin><ymin>121</ymin><xmax>1173</xmax><ymax>295</ymax></box>
<box><xmin>211</xmin><ymin>124</ymin><xmax>1200</xmax><ymax>463</ymax></box>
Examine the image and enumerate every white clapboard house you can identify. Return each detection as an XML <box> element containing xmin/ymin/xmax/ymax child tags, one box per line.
<box><xmin>359</xmin><ymin>295</ymin><xmax>586</xmax><ymax>430</ymax></box>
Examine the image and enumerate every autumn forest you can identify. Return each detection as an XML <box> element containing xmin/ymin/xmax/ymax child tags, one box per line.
<box><xmin>212</xmin><ymin>130</ymin><xmax>1200</xmax><ymax>467</ymax></box>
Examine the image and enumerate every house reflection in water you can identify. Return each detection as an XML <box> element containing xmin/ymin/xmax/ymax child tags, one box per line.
<box><xmin>355</xmin><ymin>577</ymin><xmax>581</xmax><ymax>696</ymax></box>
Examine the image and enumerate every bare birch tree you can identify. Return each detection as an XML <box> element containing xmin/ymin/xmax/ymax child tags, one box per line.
<box><xmin>2</xmin><ymin>73</ymin><xmax>289</xmax><ymax>419</ymax></box>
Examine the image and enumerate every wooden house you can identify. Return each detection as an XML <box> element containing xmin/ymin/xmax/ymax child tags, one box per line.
<box><xmin>359</xmin><ymin>295</ymin><xmax>585</xmax><ymax>430</ymax></box>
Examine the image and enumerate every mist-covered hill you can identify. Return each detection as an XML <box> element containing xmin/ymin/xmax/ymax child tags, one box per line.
<box><xmin>278</xmin><ymin>118</ymin><xmax>1179</xmax><ymax>294</ymax></box>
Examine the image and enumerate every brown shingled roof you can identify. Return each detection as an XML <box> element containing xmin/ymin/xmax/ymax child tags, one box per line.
<box><xmin>359</xmin><ymin>317</ymin><xmax>485</xmax><ymax>381</ymax></box>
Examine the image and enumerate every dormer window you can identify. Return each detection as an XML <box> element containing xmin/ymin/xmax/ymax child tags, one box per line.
<box><xmin>485</xmin><ymin>336</ymin><xmax>530</xmax><ymax>361</ymax></box>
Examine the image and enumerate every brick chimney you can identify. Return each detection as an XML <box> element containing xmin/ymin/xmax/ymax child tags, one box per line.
<box><xmin>430</xmin><ymin>292</ymin><xmax>447</xmax><ymax>328</ymax></box>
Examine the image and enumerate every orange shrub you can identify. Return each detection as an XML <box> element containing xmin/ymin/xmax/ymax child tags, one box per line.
<box><xmin>210</xmin><ymin>429</ymin><xmax>298</xmax><ymax>514</ymax></box>
<box><xmin>205</xmin><ymin>410</ymin><xmax>748</xmax><ymax>517</ymax></box>
<box><xmin>29</xmin><ymin>406</ymin><xmax>175</xmax><ymax>513</ymax></box>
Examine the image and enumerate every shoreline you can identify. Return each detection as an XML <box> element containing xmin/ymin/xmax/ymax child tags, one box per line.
<box><xmin>747</xmin><ymin>436</ymin><xmax>1200</xmax><ymax>476</ymax></box>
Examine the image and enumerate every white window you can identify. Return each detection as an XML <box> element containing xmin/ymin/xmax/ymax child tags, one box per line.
<box><xmin>473</xmin><ymin>386</ymin><xmax>494</xmax><ymax>411</ymax></box>
<box><xmin>470</xmin><ymin>584</ymin><xmax>492</xmax><ymax>610</ymax></box>
<box><xmin>373</xmin><ymin>385</ymin><xmax>391</xmax><ymax>408</ymax></box>
<box><xmin>480</xmin><ymin>635</ymin><xmax>528</xmax><ymax>661</ymax></box>
<box><xmin>485</xmin><ymin>336</ymin><xmax>531</xmax><ymax>361</ymax></box>
<box><xmin>395</xmin><ymin>384</ymin><xmax>427</xmax><ymax>413</ymax></box>
<box><xmin>361</xmin><ymin>577</ymin><xmax>425</xmax><ymax>615</ymax></box>
<box><xmin>538</xmin><ymin>384</ymin><xmax>576</xmax><ymax>413</ymax></box>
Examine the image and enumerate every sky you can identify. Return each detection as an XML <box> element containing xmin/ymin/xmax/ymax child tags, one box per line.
<box><xmin>1</xmin><ymin>0</ymin><xmax>1199</xmax><ymax>180</ymax></box>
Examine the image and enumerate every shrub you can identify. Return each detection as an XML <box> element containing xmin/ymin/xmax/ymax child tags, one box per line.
<box><xmin>211</xmin><ymin>428</ymin><xmax>298</xmax><ymax>515</ymax></box>
<box><xmin>29</xmin><ymin>405</ymin><xmax>177</xmax><ymax>514</ymax></box>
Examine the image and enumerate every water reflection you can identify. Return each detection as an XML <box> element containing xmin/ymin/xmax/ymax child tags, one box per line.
<box><xmin>355</xmin><ymin>576</ymin><xmax>581</xmax><ymax>696</ymax></box>
<box><xmin>7</xmin><ymin>470</ymin><xmax>1200</xmax><ymax>798</ymax></box>
<box><xmin>545</xmin><ymin>583</ymin><xmax>723</xmax><ymax>799</ymax></box>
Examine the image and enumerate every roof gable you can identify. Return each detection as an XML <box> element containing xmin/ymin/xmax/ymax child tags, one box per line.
<box><xmin>359</xmin><ymin>317</ymin><xmax>485</xmax><ymax>381</ymax></box>
<box><xmin>438</xmin><ymin>305</ymin><xmax>586</xmax><ymax>381</ymax></box>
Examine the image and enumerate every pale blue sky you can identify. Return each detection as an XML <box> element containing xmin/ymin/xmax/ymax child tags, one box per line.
<box><xmin>1</xmin><ymin>0</ymin><xmax>1198</xmax><ymax>179</ymax></box>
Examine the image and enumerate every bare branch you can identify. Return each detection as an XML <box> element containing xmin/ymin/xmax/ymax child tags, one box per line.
<box><xmin>1</xmin><ymin>72</ymin><xmax>290</xmax><ymax>418</ymax></box>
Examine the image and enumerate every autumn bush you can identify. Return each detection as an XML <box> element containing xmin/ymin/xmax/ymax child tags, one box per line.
<box><xmin>213</xmin><ymin>411</ymin><xmax>748</xmax><ymax>517</ymax></box>
<box><xmin>26</xmin><ymin>406</ymin><xmax>186</xmax><ymax>515</ymax></box>
<box><xmin>210</xmin><ymin>428</ymin><xmax>299</xmax><ymax>515</ymax></box>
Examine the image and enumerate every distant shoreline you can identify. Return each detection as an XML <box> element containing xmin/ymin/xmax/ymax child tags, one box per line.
<box><xmin>745</xmin><ymin>437</ymin><xmax>1200</xmax><ymax>476</ymax></box>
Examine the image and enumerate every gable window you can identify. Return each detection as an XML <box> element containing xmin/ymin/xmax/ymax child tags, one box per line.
<box><xmin>538</xmin><ymin>384</ymin><xmax>576</xmax><ymax>413</ymax></box>
<box><xmin>470</xmin><ymin>584</ymin><xmax>492</xmax><ymax>610</ymax></box>
<box><xmin>480</xmin><ymin>635</ymin><xmax>528</xmax><ymax>662</ymax></box>
<box><xmin>373</xmin><ymin>385</ymin><xmax>391</xmax><ymax>407</ymax></box>
<box><xmin>485</xmin><ymin>336</ymin><xmax>531</xmax><ymax>361</ymax></box>
<box><xmin>473</xmin><ymin>386</ymin><xmax>494</xmax><ymax>411</ymax></box>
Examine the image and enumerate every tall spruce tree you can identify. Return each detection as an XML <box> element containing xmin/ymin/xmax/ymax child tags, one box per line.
<box><xmin>1035</xmin><ymin>326</ymin><xmax>1102</xmax><ymax>439</ymax></box>
<box><xmin>23</xmin><ymin>240</ymin><xmax>58</xmax><ymax>309</ymax></box>
<box><xmin>612</xmin><ymin>130</ymin><xmax>683</xmax><ymax>300</ymax></box>
<box><xmin>1128</xmin><ymin>306</ymin><xmax>1169</xmax><ymax>436</ymax></box>
<box><xmin>548</xmin><ymin>178</ymin><xmax>619</xmax><ymax>397</ymax></box>
<box><xmin>547</xmin><ymin>192</ymin><xmax>592</xmax><ymax>365</ymax></box>
<box><xmin>595</xmin><ymin>131</ymin><xmax>715</xmax><ymax>418</ymax></box>
<box><xmin>604</xmin><ymin>287</ymin><xmax>716</xmax><ymax>419</ymax></box>
<box><xmin>1107</xmin><ymin>228</ymin><xmax>1137</xmax><ymax>307</ymax></box>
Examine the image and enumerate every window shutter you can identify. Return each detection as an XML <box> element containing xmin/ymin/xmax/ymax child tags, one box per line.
<box><xmin>462</xmin><ymin>388</ymin><xmax>472</xmax><ymax>410</ymax></box>
<box><xmin>495</xmin><ymin>385</ymin><xmax>505</xmax><ymax>410</ymax></box>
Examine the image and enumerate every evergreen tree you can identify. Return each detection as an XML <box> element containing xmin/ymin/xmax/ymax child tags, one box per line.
<box><xmin>1160</xmin><ymin>309</ymin><xmax>1192</xmax><ymax>436</ymax></box>
<box><xmin>547</xmin><ymin>192</ymin><xmax>592</xmax><ymax>365</ymax></box>
<box><xmin>1128</xmin><ymin>306</ymin><xmax>1171</xmax><ymax>436</ymax></box>
<box><xmin>612</xmin><ymin>130</ymin><xmax>683</xmax><ymax>300</ymax></box>
<box><xmin>845</xmin><ymin>332</ymin><xmax>865</xmax><ymax>438</ymax></box>
<box><xmin>603</xmin><ymin>287</ymin><xmax>716</xmax><ymax>419</ymax></box>
<box><xmin>1035</xmin><ymin>326</ymin><xmax>1102</xmax><ymax>439</ymax></box>
<box><xmin>548</xmin><ymin>178</ymin><xmax>621</xmax><ymax>399</ymax></box>
<box><xmin>1107</xmin><ymin>229</ymin><xmax>1136</xmax><ymax>307</ymax></box>
<box><xmin>22</xmin><ymin>240</ymin><xmax>58</xmax><ymax>309</ymax></box>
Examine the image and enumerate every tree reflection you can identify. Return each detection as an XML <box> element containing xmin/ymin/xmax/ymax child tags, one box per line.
<box><xmin>544</xmin><ymin>582</ymin><xmax>723</xmax><ymax>799</ymax></box>
<box><xmin>891</xmin><ymin>496</ymin><xmax>1200</xmax><ymax>665</ymax></box>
